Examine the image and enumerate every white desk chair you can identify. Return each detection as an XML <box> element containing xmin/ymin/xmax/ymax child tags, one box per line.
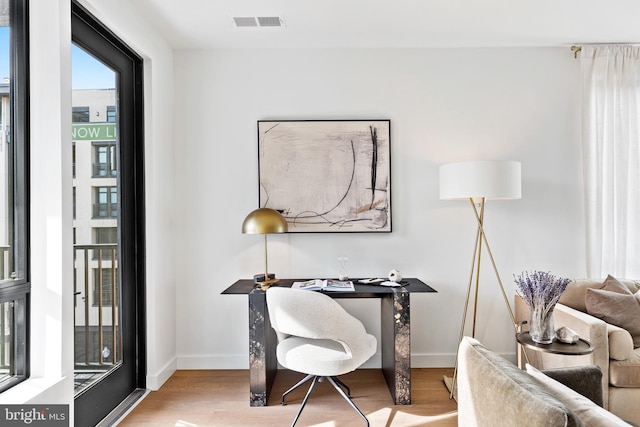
<box><xmin>266</xmin><ymin>287</ymin><xmax>377</xmax><ymax>427</ymax></box>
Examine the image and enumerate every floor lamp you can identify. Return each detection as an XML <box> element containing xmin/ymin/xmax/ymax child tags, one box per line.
<box><xmin>439</xmin><ymin>160</ymin><xmax>522</xmax><ymax>399</ymax></box>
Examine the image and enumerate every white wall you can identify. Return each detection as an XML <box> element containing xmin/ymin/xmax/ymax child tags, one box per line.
<box><xmin>174</xmin><ymin>47</ymin><xmax>586</xmax><ymax>368</ymax></box>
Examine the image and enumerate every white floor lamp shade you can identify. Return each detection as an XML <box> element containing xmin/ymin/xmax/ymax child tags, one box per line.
<box><xmin>439</xmin><ymin>160</ymin><xmax>521</xmax><ymax>201</ymax></box>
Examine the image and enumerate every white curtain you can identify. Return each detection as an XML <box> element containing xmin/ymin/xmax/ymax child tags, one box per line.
<box><xmin>581</xmin><ymin>45</ymin><xmax>640</xmax><ymax>278</ymax></box>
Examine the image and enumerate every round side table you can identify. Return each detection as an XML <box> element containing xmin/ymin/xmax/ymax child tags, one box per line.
<box><xmin>516</xmin><ymin>332</ymin><xmax>594</xmax><ymax>355</ymax></box>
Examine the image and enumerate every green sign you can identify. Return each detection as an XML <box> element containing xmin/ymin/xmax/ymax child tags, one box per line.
<box><xmin>72</xmin><ymin>123</ymin><xmax>116</xmax><ymax>141</ymax></box>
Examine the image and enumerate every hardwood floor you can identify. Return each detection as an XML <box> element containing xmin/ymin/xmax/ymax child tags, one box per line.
<box><xmin>118</xmin><ymin>368</ymin><xmax>458</xmax><ymax>427</ymax></box>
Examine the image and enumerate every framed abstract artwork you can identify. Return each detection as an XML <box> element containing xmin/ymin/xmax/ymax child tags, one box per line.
<box><xmin>257</xmin><ymin>120</ymin><xmax>391</xmax><ymax>233</ymax></box>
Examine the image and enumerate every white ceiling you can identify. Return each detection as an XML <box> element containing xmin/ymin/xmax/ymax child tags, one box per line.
<box><xmin>128</xmin><ymin>0</ymin><xmax>640</xmax><ymax>50</ymax></box>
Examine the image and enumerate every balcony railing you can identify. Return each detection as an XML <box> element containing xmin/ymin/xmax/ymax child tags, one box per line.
<box><xmin>92</xmin><ymin>203</ymin><xmax>118</xmax><ymax>219</ymax></box>
<box><xmin>92</xmin><ymin>163</ymin><xmax>117</xmax><ymax>178</ymax></box>
<box><xmin>74</xmin><ymin>244</ymin><xmax>120</xmax><ymax>370</ymax></box>
<box><xmin>0</xmin><ymin>245</ymin><xmax>14</xmax><ymax>376</ymax></box>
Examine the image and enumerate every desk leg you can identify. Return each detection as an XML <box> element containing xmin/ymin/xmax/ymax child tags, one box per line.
<box><xmin>248</xmin><ymin>289</ymin><xmax>277</xmax><ymax>406</ymax></box>
<box><xmin>381</xmin><ymin>290</ymin><xmax>411</xmax><ymax>405</ymax></box>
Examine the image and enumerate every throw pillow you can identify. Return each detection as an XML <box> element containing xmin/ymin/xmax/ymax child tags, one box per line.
<box><xmin>540</xmin><ymin>365</ymin><xmax>603</xmax><ymax>407</ymax></box>
<box><xmin>527</xmin><ymin>364</ymin><xmax>631</xmax><ymax>427</ymax></box>
<box><xmin>600</xmin><ymin>274</ymin><xmax>632</xmax><ymax>295</ymax></box>
<box><xmin>586</xmin><ymin>287</ymin><xmax>640</xmax><ymax>348</ymax></box>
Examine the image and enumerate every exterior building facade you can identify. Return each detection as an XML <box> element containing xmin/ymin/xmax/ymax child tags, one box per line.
<box><xmin>72</xmin><ymin>89</ymin><xmax>120</xmax><ymax>373</ymax></box>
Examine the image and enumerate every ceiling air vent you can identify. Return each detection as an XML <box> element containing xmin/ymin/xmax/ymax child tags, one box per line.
<box><xmin>257</xmin><ymin>16</ymin><xmax>283</xmax><ymax>27</ymax></box>
<box><xmin>232</xmin><ymin>16</ymin><xmax>285</xmax><ymax>28</ymax></box>
<box><xmin>233</xmin><ymin>17</ymin><xmax>258</xmax><ymax>27</ymax></box>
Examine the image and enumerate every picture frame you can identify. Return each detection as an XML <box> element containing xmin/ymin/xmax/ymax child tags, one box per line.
<box><xmin>258</xmin><ymin>119</ymin><xmax>391</xmax><ymax>233</ymax></box>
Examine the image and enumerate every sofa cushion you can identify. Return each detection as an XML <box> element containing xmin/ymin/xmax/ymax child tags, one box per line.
<box><xmin>560</xmin><ymin>279</ymin><xmax>603</xmax><ymax>311</ymax></box>
<box><xmin>608</xmin><ymin>324</ymin><xmax>635</xmax><ymax>361</ymax></box>
<box><xmin>527</xmin><ymin>364</ymin><xmax>631</xmax><ymax>426</ymax></box>
<box><xmin>458</xmin><ymin>337</ymin><xmax>583</xmax><ymax>427</ymax></box>
<box><xmin>586</xmin><ymin>287</ymin><xmax>640</xmax><ymax>348</ymax></box>
<box><xmin>610</xmin><ymin>348</ymin><xmax>640</xmax><ymax>387</ymax></box>
<box><xmin>560</xmin><ymin>276</ymin><xmax>640</xmax><ymax>312</ymax></box>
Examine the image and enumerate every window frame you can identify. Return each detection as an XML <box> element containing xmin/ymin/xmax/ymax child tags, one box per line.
<box><xmin>0</xmin><ymin>0</ymin><xmax>30</xmax><ymax>393</ymax></box>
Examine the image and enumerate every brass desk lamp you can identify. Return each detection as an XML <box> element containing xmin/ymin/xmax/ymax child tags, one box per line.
<box><xmin>242</xmin><ymin>208</ymin><xmax>288</xmax><ymax>289</ymax></box>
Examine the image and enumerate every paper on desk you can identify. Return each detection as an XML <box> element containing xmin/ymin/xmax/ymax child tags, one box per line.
<box><xmin>379</xmin><ymin>281</ymin><xmax>402</xmax><ymax>287</ymax></box>
<box><xmin>358</xmin><ymin>278</ymin><xmax>385</xmax><ymax>284</ymax></box>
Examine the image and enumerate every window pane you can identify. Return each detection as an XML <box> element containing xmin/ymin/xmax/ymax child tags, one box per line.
<box><xmin>93</xmin><ymin>143</ymin><xmax>116</xmax><ymax>177</ymax></box>
<box><xmin>93</xmin><ymin>227</ymin><xmax>116</xmax><ymax>260</ymax></box>
<box><xmin>94</xmin><ymin>227</ymin><xmax>116</xmax><ymax>244</ymax></box>
<box><xmin>93</xmin><ymin>186</ymin><xmax>117</xmax><ymax>218</ymax></box>
<box><xmin>72</xmin><ymin>143</ymin><xmax>76</xmax><ymax>177</ymax></box>
<box><xmin>0</xmin><ymin>25</ymin><xmax>9</xmax><ymax>282</ymax></box>
<box><xmin>0</xmin><ymin>0</ymin><xmax>28</xmax><ymax>285</ymax></box>
<box><xmin>72</xmin><ymin>106</ymin><xmax>90</xmax><ymax>123</ymax></box>
<box><xmin>72</xmin><ymin>35</ymin><xmax>123</xmax><ymax>399</ymax></box>
<box><xmin>106</xmin><ymin>105</ymin><xmax>115</xmax><ymax>123</ymax></box>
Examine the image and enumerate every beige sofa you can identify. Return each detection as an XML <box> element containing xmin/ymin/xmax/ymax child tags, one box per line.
<box><xmin>515</xmin><ymin>277</ymin><xmax>640</xmax><ymax>425</ymax></box>
<box><xmin>458</xmin><ymin>336</ymin><xmax>632</xmax><ymax>426</ymax></box>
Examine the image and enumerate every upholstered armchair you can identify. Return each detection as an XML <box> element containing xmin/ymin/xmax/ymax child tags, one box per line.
<box><xmin>515</xmin><ymin>276</ymin><xmax>640</xmax><ymax>425</ymax></box>
<box><xmin>266</xmin><ymin>287</ymin><xmax>377</xmax><ymax>427</ymax></box>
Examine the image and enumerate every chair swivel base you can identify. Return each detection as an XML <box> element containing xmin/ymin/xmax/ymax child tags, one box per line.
<box><xmin>281</xmin><ymin>374</ymin><xmax>369</xmax><ymax>427</ymax></box>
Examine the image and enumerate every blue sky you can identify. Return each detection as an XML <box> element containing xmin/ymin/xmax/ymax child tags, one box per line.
<box><xmin>0</xmin><ymin>28</ymin><xmax>115</xmax><ymax>89</ymax></box>
<box><xmin>0</xmin><ymin>27</ymin><xmax>8</xmax><ymax>80</ymax></box>
<box><xmin>71</xmin><ymin>44</ymin><xmax>115</xmax><ymax>90</ymax></box>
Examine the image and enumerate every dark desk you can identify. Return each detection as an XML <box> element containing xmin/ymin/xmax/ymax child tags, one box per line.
<box><xmin>222</xmin><ymin>278</ymin><xmax>436</xmax><ymax>406</ymax></box>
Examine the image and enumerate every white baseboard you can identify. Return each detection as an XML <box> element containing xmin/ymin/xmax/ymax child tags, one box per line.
<box><xmin>175</xmin><ymin>352</ymin><xmax>516</xmax><ymax>370</ymax></box>
<box><xmin>410</xmin><ymin>351</ymin><xmax>516</xmax><ymax>367</ymax></box>
<box><xmin>146</xmin><ymin>357</ymin><xmax>177</xmax><ymax>390</ymax></box>
<box><xmin>176</xmin><ymin>354</ymin><xmax>383</xmax><ymax>370</ymax></box>
<box><xmin>177</xmin><ymin>354</ymin><xmax>249</xmax><ymax>370</ymax></box>
<box><xmin>411</xmin><ymin>353</ymin><xmax>457</xmax><ymax>368</ymax></box>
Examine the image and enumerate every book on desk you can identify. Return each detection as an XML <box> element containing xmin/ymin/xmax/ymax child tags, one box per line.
<box><xmin>292</xmin><ymin>279</ymin><xmax>355</xmax><ymax>292</ymax></box>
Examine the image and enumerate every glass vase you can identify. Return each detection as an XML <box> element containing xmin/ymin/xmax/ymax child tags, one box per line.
<box><xmin>530</xmin><ymin>306</ymin><xmax>555</xmax><ymax>344</ymax></box>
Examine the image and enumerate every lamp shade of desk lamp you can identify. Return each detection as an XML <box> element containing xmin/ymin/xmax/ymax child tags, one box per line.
<box><xmin>439</xmin><ymin>160</ymin><xmax>521</xmax><ymax>400</ymax></box>
<box><xmin>242</xmin><ymin>208</ymin><xmax>288</xmax><ymax>288</ymax></box>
